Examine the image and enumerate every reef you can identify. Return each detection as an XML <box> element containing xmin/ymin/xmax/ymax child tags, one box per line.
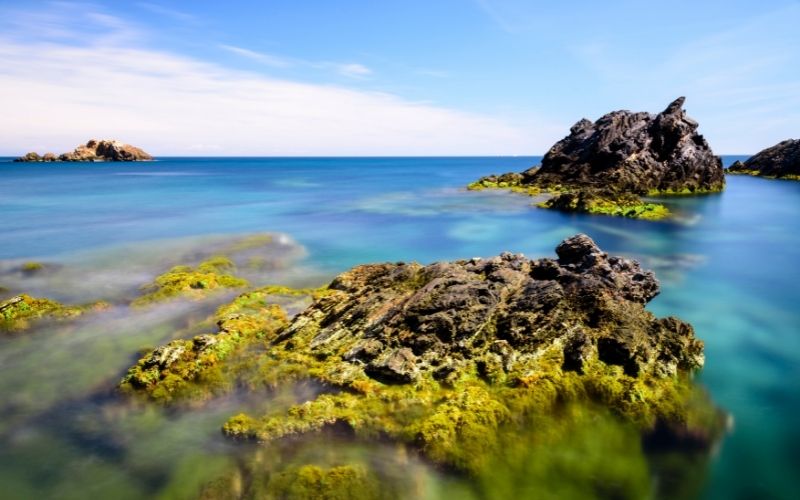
<box><xmin>131</xmin><ymin>256</ymin><xmax>250</xmax><ymax>307</ymax></box>
<box><xmin>14</xmin><ymin>139</ymin><xmax>153</xmax><ymax>162</ymax></box>
<box><xmin>0</xmin><ymin>293</ymin><xmax>108</xmax><ymax>333</ymax></box>
<box><xmin>469</xmin><ymin>97</ymin><xmax>725</xmax><ymax>219</ymax></box>
<box><xmin>727</xmin><ymin>139</ymin><xmax>800</xmax><ymax>180</ymax></box>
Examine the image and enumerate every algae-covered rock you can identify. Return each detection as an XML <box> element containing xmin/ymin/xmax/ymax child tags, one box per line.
<box><xmin>469</xmin><ymin>98</ymin><xmax>724</xmax><ymax>219</ymax></box>
<box><xmin>220</xmin><ymin>234</ymin><xmax>724</xmax><ymax>480</ymax></box>
<box><xmin>727</xmin><ymin>139</ymin><xmax>800</xmax><ymax>180</ymax></box>
<box><xmin>0</xmin><ymin>293</ymin><xmax>107</xmax><ymax>333</ymax></box>
<box><xmin>131</xmin><ymin>256</ymin><xmax>249</xmax><ymax>306</ymax></box>
<box><xmin>120</xmin><ymin>285</ymin><xmax>328</xmax><ymax>402</ymax></box>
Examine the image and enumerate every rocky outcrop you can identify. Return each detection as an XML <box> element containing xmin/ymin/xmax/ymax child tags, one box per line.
<box><xmin>211</xmin><ymin>234</ymin><xmax>724</xmax><ymax>478</ymax></box>
<box><xmin>728</xmin><ymin>139</ymin><xmax>800</xmax><ymax>180</ymax></box>
<box><xmin>531</xmin><ymin>97</ymin><xmax>724</xmax><ymax>194</ymax></box>
<box><xmin>14</xmin><ymin>139</ymin><xmax>153</xmax><ymax>162</ymax></box>
<box><xmin>0</xmin><ymin>293</ymin><xmax>108</xmax><ymax>333</ymax></box>
<box><xmin>469</xmin><ymin>98</ymin><xmax>725</xmax><ymax>219</ymax></box>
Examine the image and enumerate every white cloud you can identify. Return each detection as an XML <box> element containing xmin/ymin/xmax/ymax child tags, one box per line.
<box><xmin>337</xmin><ymin>63</ymin><xmax>372</xmax><ymax>78</ymax></box>
<box><xmin>219</xmin><ymin>44</ymin><xmax>292</xmax><ymax>68</ymax></box>
<box><xmin>0</xmin><ymin>7</ymin><xmax>549</xmax><ymax>156</ymax></box>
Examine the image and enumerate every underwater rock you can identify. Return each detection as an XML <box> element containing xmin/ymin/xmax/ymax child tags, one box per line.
<box><xmin>15</xmin><ymin>139</ymin><xmax>153</xmax><ymax>162</ymax></box>
<box><xmin>219</xmin><ymin>234</ymin><xmax>724</xmax><ymax>476</ymax></box>
<box><xmin>120</xmin><ymin>285</ymin><xmax>328</xmax><ymax>402</ymax></box>
<box><xmin>727</xmin><ymin>139</ymin><xmax>800</xmax><ymax>180</ymax></box>
<box><xmin>0</xmin><ymin>293</ymin><xmax>107</xmax><ymax>333</ymax></box>
<box><xmin>469</xmin><ymin>98</ymin><xmax>724</xmax><ymax>219</ymax></box>
<box><xmin>131</xmin><ymin>256</ymin><xmax>249</xmax><ymax>306</ymax></box>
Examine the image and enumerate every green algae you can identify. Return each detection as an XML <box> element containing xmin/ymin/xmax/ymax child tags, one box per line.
<box><xmin>20</xmin><ymin>262</ymin><xmax>45</xmax><ymax>274</ymax></box>
<box><xmin>263</xmin><ymin>464</ymin><xmax>380</xmax><ymax>500</ymax></box>
<box><xmin>646</xmin><ymin>184</ymin><xmax>725</xmax><ymax>196</ymax></box>
<box><xmin>467</xmin><ymin>176</ymin><xmax>672</xmax><ymax>220</ymax></box>
<box><xmin>726</xmin><ymin>169</ymin><xmax>800</xmax><ymax>181</ymax></box>
<box><xmin>539</xmin><ymin>192</ymin><xmax>671</xmax><ymax>220</ymax></box>
<box><xmin>0</xmin><ymin>293</ymin><xmax>108</xmax><ymax>333</ymax></box>
<box><xmin>131</xmin><ymin>256</ymin><xmax>249</xmax><ymax>307</ymax></box>
<box><xmin>221</xmin><ymin>320</ymin><xmax>721</xmax><ymax>476</ymax></box>
<box><xmin>120</xmin><ymin>284</ymin><xmax>332</xmax><ymax>403</ymax></box>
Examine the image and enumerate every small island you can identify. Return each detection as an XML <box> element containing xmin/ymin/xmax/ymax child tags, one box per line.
<box><xmin>727</xmin><ymin>139</ymin><xmax>800</xmax><ymax>180</ymax></box>
<box><xmin>14</xmin><ymin>139</ymin><xmax>153</xmax><ymax>162</ymax></box>
<box><xmin>469</xmin><ymin>97</ymin><xmax>725</xmax><ymax>220</ymax></box>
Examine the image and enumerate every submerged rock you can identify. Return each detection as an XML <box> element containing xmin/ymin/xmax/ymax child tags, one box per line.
<box><xmin>14</xmin><ymin>139</ymin><xmax>153</xmax><ymax>162</ymax></box>
<box><xmin>469</xmin><ymin>98</ymin><xmax>724</xmax><ymax>219</ymax></box>
<box><xmin>728</xmin><ymin>139</ymin><xmax>800</xmax><ymax>180</ymax></box>
<box><xmin>0</xmin><ymin>293</ymin><xmax>108</xmax><ymax>333</ymax></box>
<box><xmin>120</xmin><ymin>285</ymin><xmax>328</xmax><ymax>402</ymax></box>
<box><xmin>211</xmin><ymin>234</ymin><xmax>724</xmax><ymax>479</ymax></box>
<box><xmin>131</xmin><ymin>256</ymin><xmax>249</xmax><ymax>306</ymax></box>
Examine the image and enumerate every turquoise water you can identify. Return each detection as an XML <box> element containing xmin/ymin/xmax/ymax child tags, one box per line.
<box><xmin>0</xmin><ymin>157</ymin><xmax>798</xmax><ymax>498</ymax></box>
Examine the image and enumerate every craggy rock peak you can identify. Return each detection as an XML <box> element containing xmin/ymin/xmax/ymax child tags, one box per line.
<box><xmin>14</xmin><ymin>139</ymin><xmax>153</xmax><ymax>162</ymax></box>
<box><xmin>289</xmin><ymin>233</ymin><xmax>700</xmax><ymax>385</ymax></box>
<box><xmin>728</xmin><ymin>139</ymin><xmax>800</xmax><ymax>179</ymax></box>
<box><xmin>528</xmin><ymin>97</ymin><xmax>724</xmax><ymax>194</ymax></box>
<box><xmin>469</xmin><ymin>98</ymin><xmax>725</xmax><ymax>219</ymax></box>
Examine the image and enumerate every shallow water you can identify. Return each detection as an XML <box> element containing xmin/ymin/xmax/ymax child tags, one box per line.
<box><xmin>0</xmin><ymin>157</ymin><xmax>798</xmax><ymax>498</ymax></box>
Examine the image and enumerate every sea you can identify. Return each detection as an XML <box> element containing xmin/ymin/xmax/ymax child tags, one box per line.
<box><xmin>0</xmin><ymin>156</ymin><xmax>798</xmax><ymax>499</ymax></box>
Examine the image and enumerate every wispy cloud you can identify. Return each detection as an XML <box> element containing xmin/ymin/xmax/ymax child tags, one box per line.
<box><xmin>219</xmin><ymin>44</ymin><xmax>292</xmax><ymax>68</ymax></box>
<box><xmin>336</xmin><ymin>63</ymin><xmax>372</xmax><ymax>78</ymax></box>
<box><xmin>219</xmin><ymin>43</ymin><xmax>372</xmax><ymax>79</ymax></box>
<box><xmin>0</xmin><ymin>5</ymin><xmax>538</xmax><ymax>156</ymax></box>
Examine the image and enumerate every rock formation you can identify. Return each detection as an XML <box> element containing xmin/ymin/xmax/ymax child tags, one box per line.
<box><xmin>728</xmin><ymin>139</ymin><xmax>800</xmax><ymax>180</ymax></box>
<box><xmin>14</xmin><ymin>139</ymin><xmax>153</xmax><ymax>162</ymax></box>
<box><xmin>121</xmin><ymin>234</ymin><xmax>726</xmax><ymax>496</ymax></box>
<box><xmin>470</xmin><ymin>98</ymin><xmax>725</xmax><ymax>219</ymax></box>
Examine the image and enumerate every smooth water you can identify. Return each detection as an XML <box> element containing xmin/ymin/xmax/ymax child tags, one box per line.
<box><xmin>0</xmin><ymin>157</ymin><xmax>798</xmax><ymax>499</ymax></box>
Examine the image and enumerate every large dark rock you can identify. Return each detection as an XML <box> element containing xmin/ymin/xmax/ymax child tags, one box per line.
<box><xmin>15</xmin><ymin>139</ymin><xmax>153</xmax><ymax>162</ymax></box>
<box><xmin>528</xmin><ymin>97</ymin><xmax>724</xmax><ymax>195</ymax></box>
<box><xmin>469</xmin><ymin>98</ymin><xmax>725</xmax><ymax>219</ymax></box>
<box><xmin>728</xmin><ymin>139</ymin><xmax>800</xmax><ymax>179</ymax></box>
<box><xmin>284</xmin><ymin>233</ymin><xmax>701</xmax><ymax>382</ymax></box>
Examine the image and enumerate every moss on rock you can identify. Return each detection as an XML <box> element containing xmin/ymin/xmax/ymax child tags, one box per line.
<box><xmin>0</xmin><ymin>293</ymin><xmax>108</xmax><ymax>333</ymax></box>
<box><xmin>540</xmin><ymin>191</ymin><xmax>671</xmax><ymax>220</ymax></box>
<box><xmin>131</xmin><ymin>256</ymin><xmax>249</xmax><ymax>306</ymax></box>
<box><xmin>120</xmin><ymin>284</ymin><xmax>330</xmax><ymax>402</ymax></box>
<box><xmin>218</xmin><ymin>235</ymin><xmax>725</xmax><ymax>485</ymax></box>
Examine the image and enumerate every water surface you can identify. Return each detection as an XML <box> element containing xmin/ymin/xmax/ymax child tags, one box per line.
<box><xmin>0</xmin><ymin>156</ymin><xmax>798</xmax><ymax>499</ymax></box>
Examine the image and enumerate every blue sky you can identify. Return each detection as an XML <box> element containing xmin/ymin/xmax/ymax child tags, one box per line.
<box><xmin>1</xmin><ymin>0</ymin><xmax>798</xmax><ymax>155</ymax></box>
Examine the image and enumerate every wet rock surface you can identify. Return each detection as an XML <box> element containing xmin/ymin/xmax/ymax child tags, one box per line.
<box><xmin>286</xmin><ymin>233</ymin><xmax>699</xmax><ymax>382</ymax></box>
<box><xmin>728</xmin><ymin>139</ymin><xmax>800</xmax><ymax>179</ymax></box>
<box><xmin>213</xmin><ymin>234</ymin><xmax>724</xmax><ymax>481</ymax></box>
<box><xmin>469</xmin><ymin>98</ymin><xmax>725</xmax><ymax>219</ymax></box>
<box><xmin>14</xmin><ymin>139</ymin><xmax>153</xmax><ymax>162</ymax></box>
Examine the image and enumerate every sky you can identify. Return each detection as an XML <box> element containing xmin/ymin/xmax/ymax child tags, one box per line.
<box><xmin>0</xmin><ymin>0</ymin><xmax>798</xmax><ymax>156</ymax></box>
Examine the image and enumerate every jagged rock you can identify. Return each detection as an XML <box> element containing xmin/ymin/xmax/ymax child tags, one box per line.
<box><xmin>221</xmin><ymin>234</ymin><xmax>724</xmax><ymax>478</ymax></box>
<box><xmin>281</xmin><ymin>233</ymin><xmax>697</xmax><ymax>381</ymax></box>
<box><xmin>728</xmin><ymin>139</ymin><xmax>800</xmax><ymax>179</ymax></box>
<box><xmin>15</xmin><ymin>139</ymin><xmax>153</xmax><ymax>162</ymax></box>
<box><xmin>530</xmin><ymin>97</ymin><xmax>724</xmax><ymax>194</ymax></box>
<box><xmin>469</xmin><ymin>98</ymin><xmax>725</xmax><ymax>219</ymax></box>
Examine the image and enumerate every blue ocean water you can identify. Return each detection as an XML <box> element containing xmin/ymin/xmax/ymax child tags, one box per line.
<box><xmin>0</xmin><ymin>156</ymin><xmax>798</xmax><ymax>498</ymax></box>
